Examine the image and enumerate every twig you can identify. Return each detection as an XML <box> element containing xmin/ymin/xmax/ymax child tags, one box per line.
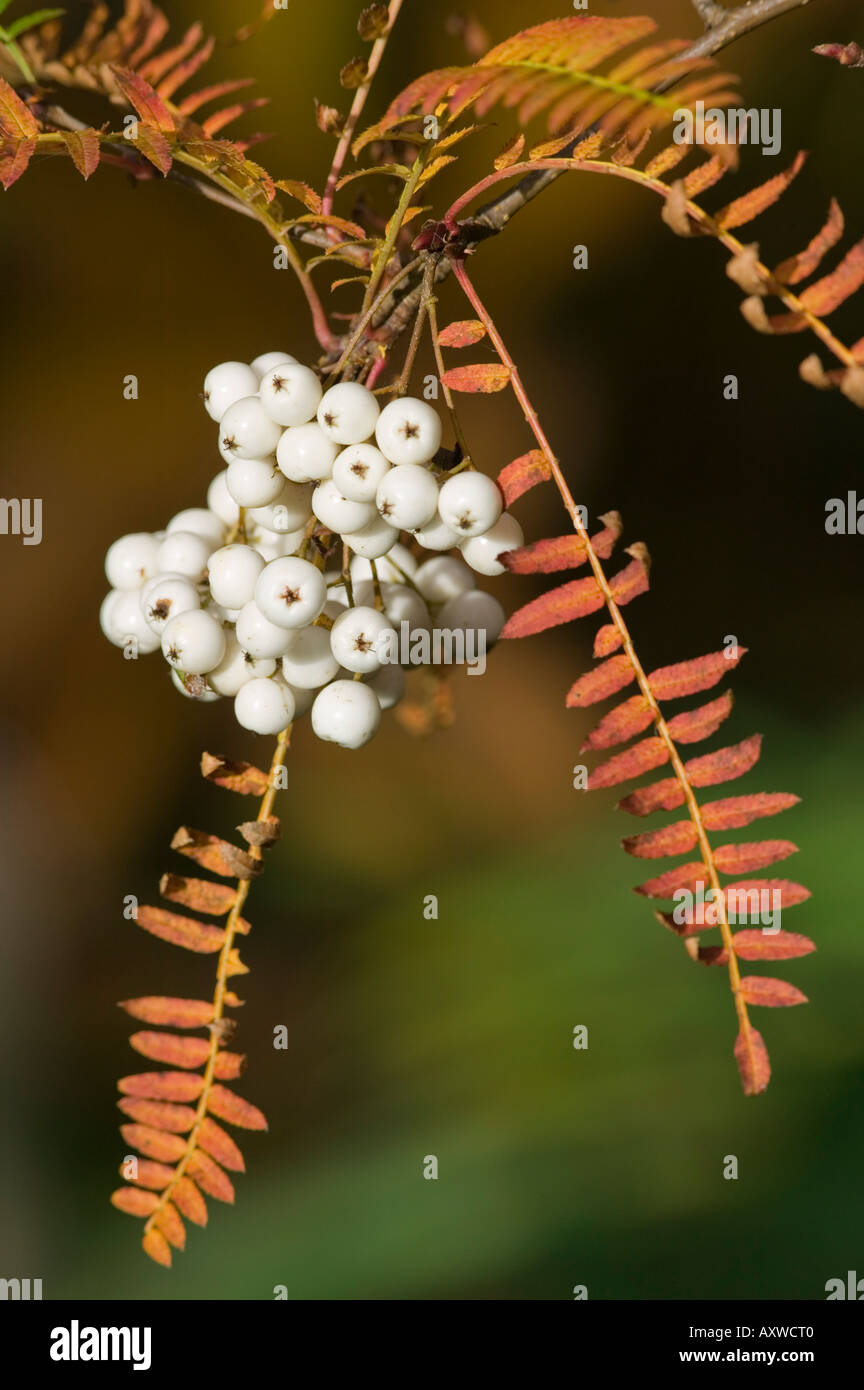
<box><xmin>321</xmin><ymin>0</ymin><xmax>405</xmax><ymax>217</ymax></box>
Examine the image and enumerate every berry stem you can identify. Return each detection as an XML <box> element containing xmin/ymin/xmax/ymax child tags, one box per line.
<box><xmin>450</xmin><ymin>256</ymin><xmax>757</xmax><ymax>1064</ymax></box>
<box><xmin>141</xmin><ymin>726</ymin><xmax>292</xmax><ymax>1241</ymax></box>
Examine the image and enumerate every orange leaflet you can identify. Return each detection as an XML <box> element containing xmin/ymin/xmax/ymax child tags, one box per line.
<box><xmin>666</xmin><ymin>691</ymin><xmax>733</xmax><ymax>744</ymax></box>
<box><xmin>111</xmin><ymin>1187</ymin><xmax>160</xmax><ymax>1217</ymax></box>
<box><xmin>437</xmin><ymin>319</ymin><xmax>487</xmax><ymax>348</ymax></box>
<box><xmin>566</xmin><ymin>653</ymin><xmax>636</xmax><ymax>707</ymax></box>
<box><xmin>198</xmin><ymin>1117</ymin><xmax>246</xmax><ymax>1172</ymax></box>
<box><xmin>497</xmin><ymin>449</ymin><xmax>551</xmax><ymax>505</ymax></box>
<box><xmin>715</xmin><ymin>151</ymin><xmax>805</xmax><ymax>231</ymax></box>
<box><xmin>159</xmin><ymin>873</ymin><xmax>238</xmax><ymax>916</ymax></box>
<box><xmin>734</xmin><ymin>1026</ymin><xmax>771</xmax><ymax>1096</ymax></box>
<box><xmin>187</xmin><ymin>1149</ymin><xmax>235</xmax><ymax>1204</ymax></box>
<box><xmin>699</xmin><ymin>792</ymin><xmax>800</xmax><ymax>831</ymax></box>
<box><xmin>581</xmin><ymin>694</ymin><xmax>652</xmax><ymax>751</ymax></box>
<box><xmin>200</xmin><ymin>751</ymin><xmax>271</xmax><ymax>796</ymax></box>
<box><xmin>117</xmin><ymin>1098</ymin><xmax>198</xmax><ymax>1133</ymax></box>
<box><xmin>731</xmin><ymin>930</ymin><xmax>815</xmax><ymax>960</ymax></box>
<box><xmin>130</xmin><ymin>1031</ymin><xmax>212</xmax><ymax>1069</ymax></box>
<box><xmin>172</xmin><ymin>1177</ymin><xmax>208</xmax><ymax>1227</ymax></box>
<box><xmin>647</xmin><ymin>647</ymin><xmax>745</xmax><ymax>700</ymax></box>
<box><xmin>118</xmin><ymin>1071</ymin><xmax>205</xmax><ymax>1102</ymax></box>
<box><xmin>142</xmin><ymin>1227</ymin><xmax>172</xmax><ymax>1267</ymax></box>
<box><xmin>738</xmin><ymin>977</ymin><xmax>808</xmax><ymax>1007</ymax></box>
<box><xmin>713</xmin><ymin>840</ymin><xmax>798</xmax><ymax>874</ymax></box>
<box><xmin>621</xmin><ymin>820</ymin><xmax>698</xmax><ymax>859</ymax></box>
<box><xmin>134</xmin><ymin>905</ymin><xmax>226</xmax><ymax>954</ymax></box>
<box><xmin>120</xmin><ymin>1124</ymin><xmax>187</xmax><ymax>1164</ymax></box>
<box><xmin>440</xmin><ymin>363</ymin><xmax>511</xmax><ymax>392</ymax></box>
<box><xmin>206</xmin><ymin>1085</ymin><xmax>268</xmax><ymax>1131</ymax></box>
<box><xmin>170</xmin><ymin>827</ymin><xmax>259</xmax><ymax>880</ymax></box>
<box><xmin>589</xmin><ymin>736</ymin><xmax>668</xmax><ymax>790</ymax></box>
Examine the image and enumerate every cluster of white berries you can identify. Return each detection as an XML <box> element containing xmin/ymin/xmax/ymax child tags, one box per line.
<box><xmin>99</xmin><ymin>350</ymin><xmax>523</xmax><ymax>748</ymax></box>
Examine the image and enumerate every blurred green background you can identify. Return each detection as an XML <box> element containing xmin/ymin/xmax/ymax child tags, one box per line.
<box><xmin>1</xmin><ymin>0</ymin><xmax>863</xmax><ymax>1299</ymax></box>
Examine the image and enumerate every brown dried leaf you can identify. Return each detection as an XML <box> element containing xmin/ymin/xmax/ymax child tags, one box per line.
<box><xmin>358</xmin><ymin>4</ymin><xmax>390</xmax><ymax>42</ymax></box>
<box><xmin>274</xmin><ymin>179</ymin><xmax>322</xmax><ymax>214</ymax></box>
<box><xmin>340</xmin><ymin>57</ymin><xmax>369</xmax><ymax>90</ymax></box>
<box><xmin>725</xmin><ymin>243</ymin><xmax>767</xmax><ymax>296</ymax></box>
<box><xmin>134</xmin><ymin>905</ymin><xmax>226</xmax><ymax>954</ymax></box>
<box><xmin>170</xmin><ymin>827</ymin><xmax>260</xmax><ymax>879</ymax></box>
<box><xmin>237</xmin><ymin>816</ymin><xmax>280</xmax><ymax>848</ymax></box>
<box><xmin>660</xmin><ymin>180</ymin><xmax>692</xmax><ymax>237</ymax></box>
<box><xmin>159</xmin><ymin>873</ymin><xmax>237</xmax><ymax>916</ymax></box>
<box><xmin>494</xmin><ymin>132</ymin><xmax>525</xmax><ymax>170</ymax></box>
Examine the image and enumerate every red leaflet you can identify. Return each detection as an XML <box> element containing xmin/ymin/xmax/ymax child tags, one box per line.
<box><xmin>207</xmin><ymin>1085</ymin><xmax>268</xmax><ymax>1131</ymax></box>
<box><xmin>154</xmin><ymin>1202</ymin><xmax>185</xmax><ymax>1250</ymax></box>
<box><xmin>130</xmin><ymin>1031</ymin><xmax>211</xmax><ymax>1070</ymax></box>
<box><xmin>688</xmin><ymin>734</ymin><xmax>762</xmax><ymax>787</ymax></box>
<box><xmin>213</xmin><ymin>1051</ymin><xmax>246</xmax><ymax>1080</ymax></box>
<box><xmin>800</xmin><ymin>237</ymin><xmax>864</xmax><ymax>316</ymax></box>
<box><xmin>61</xmin><ymin>130</ymin><xmax>101</xmax><ymax>180</ymax></box>
<box><xmin>172</xmin><ymin>1177</ymin><xmax>208</xmax><ymax>1227</ymax></box>
<box><xmin>111</xmin><ymin>66</ymin><xmax>176</xmax><ymax>131</ymax></box>
<box><xmin>633</xmin><ymin>860</ymin><xmax>705</xmax><ymax>899</ymax></box>
<box><xmin>621</xmin><ymin>820</ymin><xmax>698</xmax><ymax>859</ymax></box>
<box><xmin>503</xmin><ymin>513</ymin><xmax>621</xmax><ymax>575</ymax></box>
<box><xmin>111</xmin><ymin>1187</ymin><xmax>160</xmax><ymax>1217</ymax></box>
<box><xmin>734</xmin><ymin>1025</ymin><xmax>771</xmax><ymax>1096</ymax></box>
<box><xmin>647</xmin><ymin>647</ymin><xmax>745</xmax><ymax>701</ymax></box>
<box><xmin>130</xmin><ymin>125</ymin><xmax>173</xmax><ymax>176</ymax></box>
<box><xmin>589</xmin><ymin>736</ymin><xmax>668</xmax><ymax>790</ymax></box>
<box><xmin>739</xmin><ymin>976</ymin><xmax>808</xmax><ymax>1007</ymax></box>
<box><xmin>666</xmin><ymin>691</ymin><xmax>733</xmax><ymax>744</ymax></box>
<box><xmin>732</xmin><ymin>930</ymin><xmax>815</xmax><ymax>960</ymax></box>
<box><xmin>117</xmin><ymin>1099</ymin><xmax>197</xmax><ymax>1133</ymax></box>
<box><xmin>170</xmin><ymin>827</ymin><xmax>259</xmax><ymax>880</ymax></box>
<box><xmin>714</xmin><ymin>840</ymin><xmax>798</xmax><ymax>874</ymax></box>
<box><xmin>134</xmin><ymin>905</ymin><xmax>226</xmax><ymax>954</ymax></box>
<box><xmin>773</xmin><ymin>199</ymin><xmax>844</xmax><ymax>285</ymax></box>
<box><xmin>440</xmin><ymin>363</ymin><xmax>511</xmax><ymax>392</ymax></box>
<box><xmin>198</xmin><ymin>1117</ymin><xmax>246</xmax><ymax>1172</ymax></box>
<box><xmin>581</xmin><ymin>694</ymin><xmax>652</xmax><ymax>751</ymax></box>
<box><xmin>437</xmin><ymin>319</ymin><xmax>487</xmax><ymax>347</ymax></box>
<box><xmin>120</xmin><ymin>1124</ymin><xmax>187</xmax><ymax>1164</ymax></box>
<box><xmin>501</xmin><ymin>572</ymin><xmax>604</xmax><ymax>638</ymax></box>
<box><xmin>699</xmin><ymin>792</ymin><xmax>800</xmax><ymax>831</ymax></box>
<box><xmin>715</xmin><ymin>152</ymin><xmax>805</xmax><ymax>231</ymax></box>
<box><xmin>609</xmin><ymin>551</ymin><xmax>650</xmax><ymax>608</ymax></box>
<box><xmin>118</xmin><ymin>1071</ymin><xmax>205</xmax><ymax>1102</ymax></box>
<box><xmin>567</xmin><ymin>654</ymin><xmax>636</xmax><ymax>707</ymax></box>
<box><xmin>187</xmin><ymin>1149</ymin><xmax>235</xmax><ymax>1204</ymax></box>
<box><xmin>0</xmin><ymin>138</ymin><xmax>36</xmax><ymax>191</ymax></box>
<box><xmin>497</xmin><ymin>449</ymin><xmax>551</xmax><ymax>505</ymax></box>
<box><xmin>118</xmin><ymin>996</ymin><xmax>218</xmax><ymax>1028</ymax></box>
<box><xmin>121</xmin><ymin>1159</ymin><xmax>174</xmax><ymax>1191</ymax></box>
<box><xmin>142</xmin><ymin>1227</ymin><xmax>172</xmax><ymax>1267</ymax></box>
<box><xmin>593</xmin><ymin>623</ymin><xmax>623</xmax><ymax>657</ymax></box>
<box><xmin>726</xmin><ymin>879</ymin><xmax>810</xmax><ymax>912</ymax></box>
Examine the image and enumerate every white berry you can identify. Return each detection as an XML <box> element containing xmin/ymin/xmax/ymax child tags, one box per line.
<box><xmin>157</xmin><ymin>530</ymin><xmax>213</xmax><ymax>581</ymax></box>
<box><xmin>311</xmin><ymin>679</ymin><xmax>381</xmax><ymax>748</ymax></box>
<box><xmin>251</xmin><ymin>351</ymin><xmax>297</xmax><ymax>379</ymax></box>
<box><xmin>100</xmin><ymin>590</ymin><xmax>160</xmax><ymax>653</ymax></box>
<box><xmin>329</xmin><ymin>605</ymin><xmax>395</xmax><ymax>674</ymax></box>
<box><xmin>281</xmin><ymin>623</ymin><xmax>341</xmax><ymax>689</ymax></box>
<box><xmin>235</xmin><ymin>676</ymin><xmax>295</xmax><ymax>735</ymax></box>
<box><xmin>312</xmin><ymin>479</ymin><xmax>376</xmax><ymax>534</ymax></box>
<box><xmin>207</xmin><ymin>629</ymin><xmax>276</xmax><ymax>696</ymax></box>
<box><xmin>332</xmin><ymin>443</ymin><xmax>390</xmax><ymax>502</ymax></box>
<box><xmin>343</xmin><ymin>514</ymin><xmax>399</xmax><ymax>559</ymax></box>
<box><xmin>259</xmin><ymin>363</ymin><xmax>322</xmax><ymax>426</ymax></box>
<box><xmin>252</xmin><ymin>525</ymin><xmax>308</xmax><ymax>561</ymax></box>
<box><xmin>276</xmin><ymin>422</ymin><xmax>339</xmax><ymax>483</ymax></box>
<box><xmin>254</xmin><ymin>556</ymin><xmax>327</xmax><ymax>629</ymax></box>
<box><xmin>375</xmin><ymin>464</ymin><xmax>439</xmax><ymax>530</ymax></box>
<box><xmin>375</xmin><ymin>396</ymin><xmax>442</xmax><ymax>465</ymax></box>
<box><xmin>219</xmin><ymin>396</ymin><xmax>282</xmax><ymax>461</ymax></box>
<box><xmin>437</xmin><ymin>471</ymin><xmax>503</xmax><ymax>539</ymax></box>
<box><xmin>105</xmin><ymin>532</ymin><xmax>161</xmax><ymax>590</ymax></box>
<box><xmin>161</xmin><ymin>609</ymin><xmax>226</xmax><ymax>674</ymax></box>
<box><xmin>317</xmin><ymin>382</ymin><xmax>380</xmax><ymax>445</ymax></box>
<box><xmin>140</xmin><ymin>574</ymin><xmax>200</xmax><ymax>634</ymax></box>
<box><xmin>203</xmin><ymin>361</ymin><xmax>259</xmax><ymax>423</ymax></box>
<box><xmin>226</xmin><ymin>457</ymin><xmax>285</xmax><ymax>508</ymax></box>
<box><xmin>208</xmin><ymin>544</ymin><xmax>265</xmax><ymax>609</ymax></box>
<box><xmin>438</xmin><ymin>589</ymin><xmax>506</xmax><ymax>644</ymax></box>
<box><xmin>207</xmin><ymin>470</ymin><xmax>241</xmax><ymax>526</ymax></box>
<box><xmin>247</xmin><ymin>479</ymin><xmax>313</xmax><ymax>533</ymax></box>
<box><xmin>350</xmin><ymin>542</ymin><xmax>417</xmax><ymax>585</ymax></box>
<box><xmin>166</xmin><ymin>508</ymin><xmax>225</xmax><ymax>548</ymax></box>
<box><xmin>235</xmin><ymin>600</ymin><xmax>295</xmax><ymax>658</ymax></box>
<box><xmin>460</xmin><ymin>512</ymin><xmax>524</xmax><ymax>576</ymax></box>
<box><xmin>413</xmin><ymin>512</ymin><xmax>462</xmax><ymax>551</ymax></box>
<box><xmin>414</xmin><ymin>554</ymin><xmax>474</xmax><ymax>604</ymax></box>
<box><xmin>366</xmin><ymin>663</ymin><xmax>406</xmax><ymax>711</ymax></box>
